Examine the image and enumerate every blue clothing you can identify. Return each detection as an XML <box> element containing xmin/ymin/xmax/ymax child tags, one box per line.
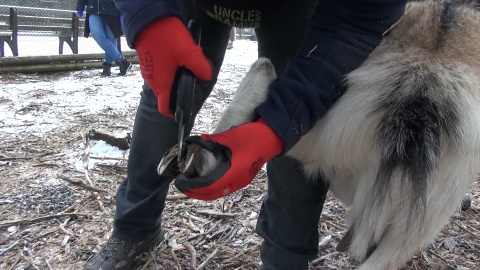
<box><xmin>88</xmin><ymin>14</ymin><xmax>123</xmax><ymax>64</ymax></box>
<box><xmin>115</xmin><ymin>0</ymin><xmax>406</xmax><ymax>152</ymax></box>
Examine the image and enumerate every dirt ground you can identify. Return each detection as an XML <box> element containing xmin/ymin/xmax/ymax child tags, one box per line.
<box><xmin>0</xmin><ymin>41</ymin><xmax>479</xmax><ymax>270</ymax></box>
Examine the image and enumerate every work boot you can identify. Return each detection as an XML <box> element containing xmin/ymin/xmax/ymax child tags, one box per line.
<box><xmin>117</xmin><ymin>58</ymin><xmax>132</xmax><ymax>76</ymax></box>
<box><xmin>83</xmin><ymin>228</ymin><xmax>165</xmax><ymax>270</ymax></box>
<box><xmin>101</xmin><ymin>62</ymin><xmax>112</xmax><ymax>77</ymax></box>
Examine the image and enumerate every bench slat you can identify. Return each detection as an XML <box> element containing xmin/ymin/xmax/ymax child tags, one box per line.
<box><xmin>17</xmin><ymin>15</ymin><xmax>74</xmax><ymax>24</ymax></box>
<box><xmin>18</xmin><ymin>25</ymin><xmax>73</xmax><ymax>30</ymax></box>
<box><xmin>0</xmin><ymin>5</ymin><xmax>77</xmax><ymax>18</ymax></box>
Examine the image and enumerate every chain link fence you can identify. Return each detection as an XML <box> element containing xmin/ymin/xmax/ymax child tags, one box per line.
<box><xmin>0</xmin><ymin>0</ymin><xmax>77</xmax><ymax>10</ymax></box>
<box><xmin>0</xmin><ymin>0</ymin><xmax>132</xmax><ymax>57</ymax></box>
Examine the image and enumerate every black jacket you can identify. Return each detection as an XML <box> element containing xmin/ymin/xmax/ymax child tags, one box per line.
<box><xmin>76</xmin><ymin>0</ymin><xmax>120</xmax><ymax>16</ymax></box>
<box><xmin>76</xmin><ymin>0</ymin><xmax>122</xmax><ymax>38</ymax></box>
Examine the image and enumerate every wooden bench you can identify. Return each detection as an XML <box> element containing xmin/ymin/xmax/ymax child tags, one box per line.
<box><xmin>0</xmin><ymin>5</ymin><xmax>83</xmax><ymax>57</ymax></box>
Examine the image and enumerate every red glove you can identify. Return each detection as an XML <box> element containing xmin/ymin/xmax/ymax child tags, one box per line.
<box><xmin>174</xmin><ymin>119</ymin><xmax>283</xmax><ymax>200</ymax></box>
<box><xmin>135</xmin><ymin>17</ymin><xmax>213</xmax><ymax>117</ymax></box>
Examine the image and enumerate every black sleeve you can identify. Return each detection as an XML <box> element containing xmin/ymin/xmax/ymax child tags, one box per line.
<box><xmin>255</xmin><ymin>0</ymin><xmax>407</xmax><ymax>153</ymax></box>
<box><xmin>114</xmin><ymin>0</ymin><xmax>181</xmax><ymax>47</ymax></box>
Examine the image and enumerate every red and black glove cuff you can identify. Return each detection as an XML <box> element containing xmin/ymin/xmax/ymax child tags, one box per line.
<box><xmin>173</xmin><ymin>119</ymin><xmax>283</xmax><ymax>200</ymax></box>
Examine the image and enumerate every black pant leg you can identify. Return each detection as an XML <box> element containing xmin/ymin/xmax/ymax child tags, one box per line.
<box><xmin>255</xmin><ymin>0</ymin><xmax>317</xmax><ymax>75</ymax></box>
<box><xmin>113</xmin><ymin>84</ymin><xmax>177</xmax><ymax>240</ymax></box>
<box><xmin>113</xmin><ymin>1</ymin><xmax>231</xmax><ymax>240</ymax></box>
<box><xmin>253</xmin><ymin>1</ymin><xmax>331</xmax><ymax>269</ymax></box>
<box><xmin>257</xmin><ymin>157</ymin><xmax>330</xmax><ymax>269</ymax></box>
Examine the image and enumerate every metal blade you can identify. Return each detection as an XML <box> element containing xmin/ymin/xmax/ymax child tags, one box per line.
<box><xmin>177</xmin><ymin>110</ymin><xmax>185</xmax><ymax>163</ymax></box>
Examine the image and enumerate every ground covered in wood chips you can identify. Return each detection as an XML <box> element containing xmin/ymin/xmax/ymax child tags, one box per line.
<box><xmin>0</xmin><ymin>40</ymin><xmax>479</xmax><ymax>270</ymax></box>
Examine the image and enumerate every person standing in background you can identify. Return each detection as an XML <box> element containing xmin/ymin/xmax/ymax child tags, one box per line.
<box><xmin>76</xmin><ymin>0</ymin><xmax>132</xmax><ymax>76</ymax></box>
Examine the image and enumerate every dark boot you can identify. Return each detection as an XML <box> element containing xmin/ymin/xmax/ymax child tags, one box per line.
<box><xmin>101</xmin><ymin>62</ymin><xmax>112</xmax><ymax>77</ymax></box>
<box><xmin>83</xmin><ymin>227</ymin><xmax>164</xmax><ymax>270</ymax></box>
<box><xmin>117</xmin><ymin>58</ymin><xmax>132</xmax><ymax>76</ymax></box>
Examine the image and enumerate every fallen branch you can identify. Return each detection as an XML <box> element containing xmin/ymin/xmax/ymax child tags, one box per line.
<box><xmin>184</xmin><ymin>212</ymin><xmax>210</xmax><ymax>223</ymax></box>
<box><xmin>184</xmin><ymin>218</ymin><xmax>202</xmax><ymax>233</ymax></box>
<box><xmin>223</xmin><ymin>225</ymin><xmax>238</xmax><ymax>241</ymax></box>
<box><xmin>86</xmin><ymin>129</ymin><xmax>131</xmax><ymax>150</ymax></box>
<box><xmin>62</xmin><ymin>196</ymin><xmax>90</xmax><ymax>213</ymax></box>
<box><xmin>428</xmin><ymin>248</ymin><xmax>456</xmax><ymax>270</ymax></box>
<box><xmin>196</xmin><ymin>209</ymin><xmax>236</xmax><ymax>217</ymax></box>
<box><xmin>207</xmin><ymin>226</ymin><xmax>230</xmax><ymax>240</ymax></box>
<box><xmin>31</xmin><ymin>163</ymin><xmax>59</xmax><ymax>168</ymax></box>
<box><xmin>183</xmin><ymin>242</ymin><xmax>197</xmax><ymax>270</ymax></box>
<box><xmin>171</xmin><ymin>248</ymin><xmax>182</xmax><ymax>269</ymax></box>
<box><xmin>0</xmin><ymin>156</ymin><xmax>33</xmax><ymax>161</ymax></box>
<box><xmin>57</xmin><ymin>217</ymin><xmax>73</xmax><ymax>236</ymax></box>
<box><xmin>89</xmin><ymin>156</ymin><xmax>128</xmax><ymax>161</ymax></box>
<box><xmin>32</xmin><ymin>228</ymin><xmax>60</xmax><ymax>241</ymax></box>
<box><xmin>44</xmin><ymin>259</ymin><xmax>53</xmax><ymax>270</ymax></box>
<box><xmin>196</xmin><ymin>248</ymin><xmax>219</xmax><ymax>270</ymax></box>
<box><xmin>326</xmin><ymin>220</ymin><xmax>346</xmax><ymax>231</ymax></box>
<box><xmin>95</xmin><ymin>164</ymin><xmax>127</xmax><ymax>170</ymax></box>
<box><xmin>0</xmin><ymin>151</ymin><xmax>56</xmax><ymax>162</ymax></box>
<box><xmin>318</xmin><ymin>235</ymin><xmax>333</xmax><ymax>252</ymax></box>
<box><xmin>20</xmin><ymin>251</ymin><xmax>41</xmax><ymax>270</ymax></box>
<box><xmin>0</xmin><ymin>213</ymin><xmax>91</xmax><ymax>228</ymax></box>
<box><xmin>83</xmin><ymin>137</ymin><xmax>105</xmax><ymax>212</ymax></box>
<box><xmin>7</xmin><ymin>257</ymin><xmax>21</xmax><ymax>270</ymax></box>
<box><xmin>0</xmin><ymin>240</ymin><xmax>19</xmax><ymax>256</ymax></box>
<box><xmin>223</xmin><ymin>244</ymin><xmax>258</xmax><ymax>264</ymax></box>
<box><xmin>166</xmin><ymin>194</ymin><xmax>189</xmax><ymax>200</ymax></box>
<box><xmin>311</xmin><ymin>251</ymin><xmax>341</xmax><ymax>264</ymax></box>
<box><xmin>139</xmin><ymin>250</ymin><xmax>160</xmax><ymax>270</ymax></box>
<box><xmin>58</xmin><ymin>176</ymin><xmax>108</xmax><ymax>194</ymax></box>
<box><xmin>454</xmin><ymin>220</ymin><xmax>477</xmax><ymax>238</ymax></box>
